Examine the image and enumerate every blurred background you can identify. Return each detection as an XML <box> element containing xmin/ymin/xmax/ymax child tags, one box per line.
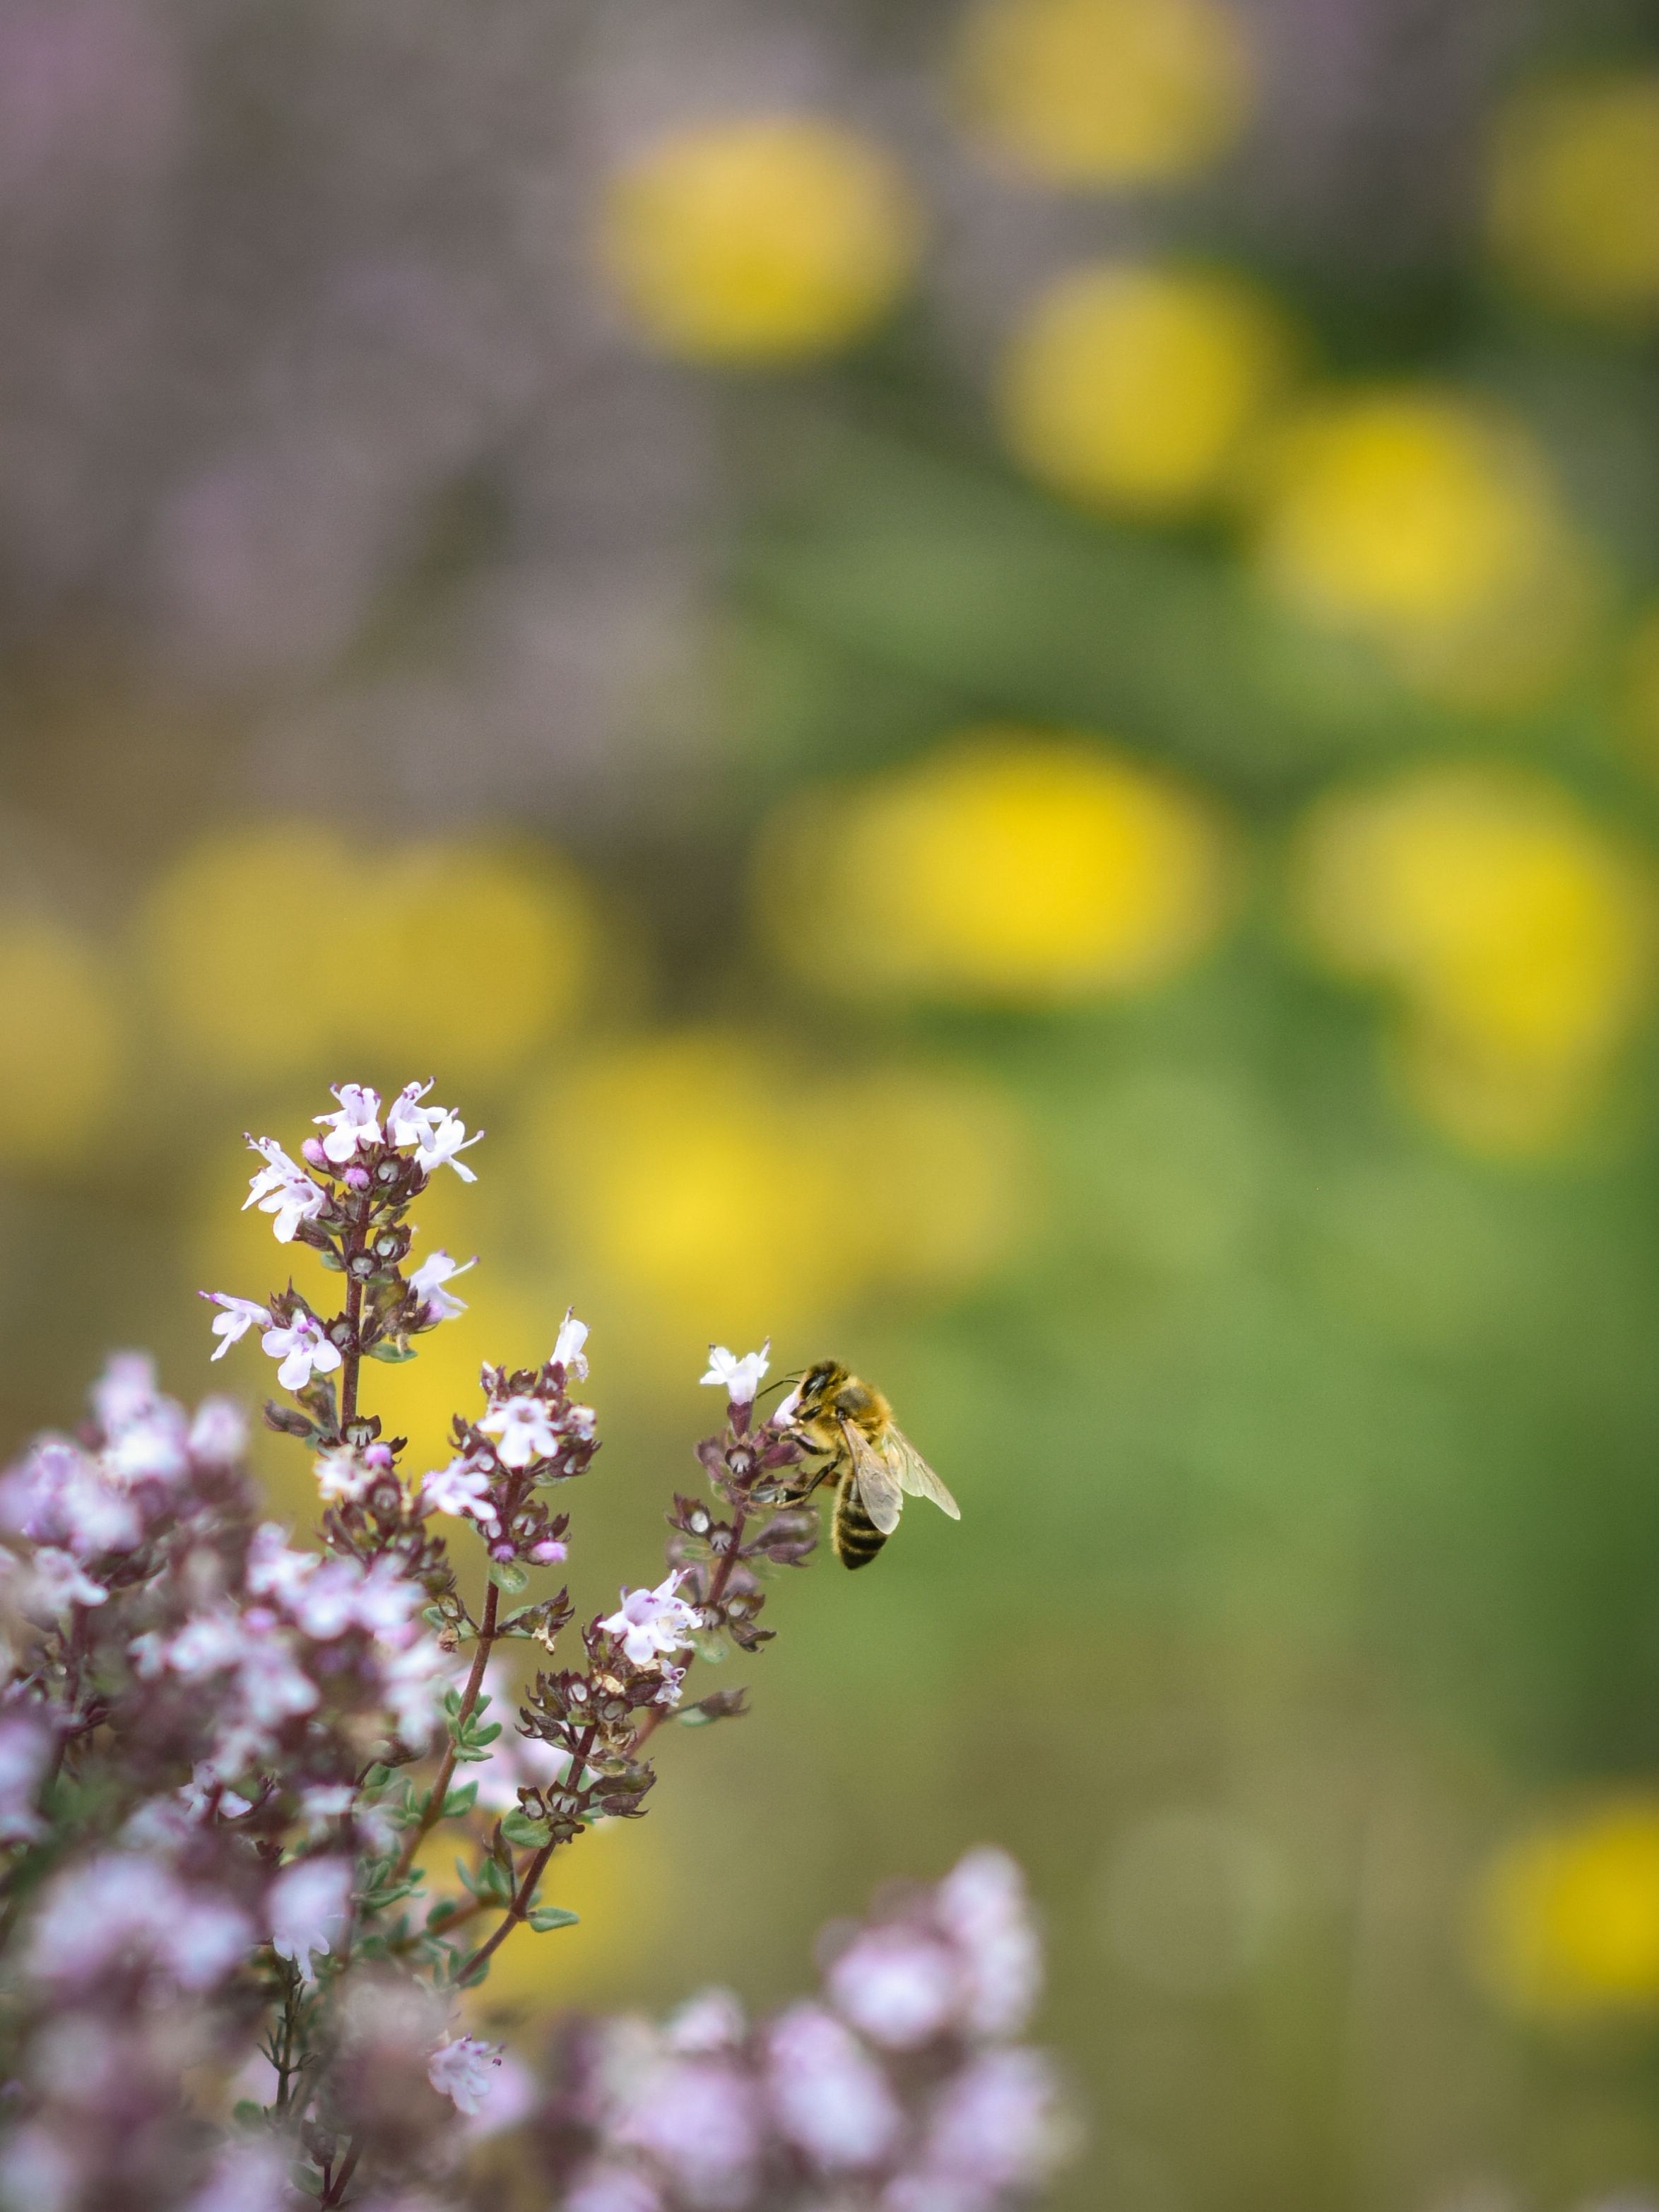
<box><xmin>13</xmin><ymin>0</ymin><xmax>1659</xmax><ymax>2206</ymax></box>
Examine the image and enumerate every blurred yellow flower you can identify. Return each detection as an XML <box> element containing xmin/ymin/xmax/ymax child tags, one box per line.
<box><xmin>998</xmin><ymin>262</ymin><xmax>1296</xmax><ymax>516</ymax></box>
<box><xmin>527</xmin><ymin>1033</ymin><xmax>1029</xmax><ymax>1348</ymax></box>
<box><xmin>598</xmin><ymin>117</ymin><xmax>923</xmax><ymax>363</ymax></box>
<box><xmin>757</xmin><ymin>731</ymin><xmax>1237</xmax><ymax>1007</ymax></box>
<box><xmin>952</xmin><ymin>0</ymin><xmax>1255</xmax><ymax>187</ymax></box>
<box><xmin>1292</xmin><ymin>766</ymin><xmax>1654</xmax><ymax>1153</ymax></box>
<box><xmin>350</xmin><ymin>845</ymin><xmax>593</xmax><ymax>1081</ymax></box>
<box><xmin>1250</xmin><ymin>388</ymin><xmax>1595</xmax><ymax>705</ymax></box>
<box><xmin>141</xmin><ymin>828</ymin><xmax>348</xmax><ymax>1078</ymax></box>
<box><xmin>1473</xmin><ymin>1797</ymin><xmax>1659</xmax><ymax>2018</ymax></box>
<box><xmin>140</xmin><ymin>828</ymin><xmax>594</xmax><ymax>1083</ymax></box>
<box><xmin>0</xmin><ymin>920</ymin><xmax>120</xmax><ymax>1165</ymax></box>
<box><xmin>1489</xmin><ymin>74</ymin><xmax>1659</xmax><ymax>317</ymax></box>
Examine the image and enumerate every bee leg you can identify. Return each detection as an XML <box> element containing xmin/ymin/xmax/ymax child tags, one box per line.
<box><xmin>769</xmin><ymin>1464</ymin><xmax>831</xmax><ymax>1508</ymax></box>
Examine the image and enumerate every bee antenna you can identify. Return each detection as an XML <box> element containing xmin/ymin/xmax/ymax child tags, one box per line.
<box><xmin>756</xmin><ymin>1373</ymin><xmax>799</xmax><ymax>1399</ymax></box>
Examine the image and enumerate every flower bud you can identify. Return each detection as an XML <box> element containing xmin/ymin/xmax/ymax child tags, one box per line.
<box><xmin>302</xmin><ymin>1137</ymin><xmax>327</xmax><ymax>1167</ymax></box>
<box><xmin>345</xmin><ymin>1166</ymin><xmax>371</xmax><ymax>1191</ymax></box>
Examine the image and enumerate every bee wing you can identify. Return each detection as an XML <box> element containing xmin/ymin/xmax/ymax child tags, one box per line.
<box><xmin>888</xmin><ymin>1428</ymin><xmax>962</xmax><ymax>1520</ymax></box>
<box><xmin>842</xmin><ymin>1421</ymin><xmax>904</xmax><ymax>1535</ymax></box>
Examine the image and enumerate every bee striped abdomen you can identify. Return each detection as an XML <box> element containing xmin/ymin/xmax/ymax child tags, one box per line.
<box><xmin>832</xmin><ymin>1471</ymin><xmax>887</xmax><ymax>1570</ymax></box>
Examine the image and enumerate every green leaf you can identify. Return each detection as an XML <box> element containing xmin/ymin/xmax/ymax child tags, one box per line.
<box><xmin>366</xmin><ymin>1340</ymin><xmax>417</xmax><ymax>1363</ymax></box>
<box><xmin>501</xmin><ymin>1808</ymin><xmax>551</xmax><ymax>1848</ymax></box>
<box><xmin>527</xmin><ymin>1905</ymin><xmax>579</xmax><ymax>1933</ymax></box>
<box><xmin>361</xmin><ymin>1763</ymin><xmax>392</xmax><ymax>1790</ymax></box>
<box><xmin>441</xmin><ymin>1782</ymin><xmax>478</xmax><ymax>1818</ymax></box>
<box><xmin>488</xmin><ymin>1559</ymin><xmax>529</xmax><ymax>1594</ymax></box>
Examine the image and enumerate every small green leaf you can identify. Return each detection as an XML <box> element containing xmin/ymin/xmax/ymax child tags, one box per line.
<box><xmin>488</xmin><ymin>1559</ymin><xmax>529</xmax><ymax>1594</ymax></box>
<box><xmin>527</xmin><ymin>1905</ymin><xmax>579</xmax><ymax>1933</ymax></box>
<box><xmin>501</xmin><ymin>1808</ymin><xmax>551</xmax><ymax>1848</ymax></box>
<box><xmin>442</xmin><ymin>1782</ymin><xmax>478</xmax><ymax>1818</ymax></box>
<box><xmin>361</xmin><ymin>1763</ymin><xmax>392</xmax><ymax>1789</ymax></box>
<box><xmin>366</xmin><ymin>1340</ymin><xmax>417</xmax><ymax>1363</ymax></box>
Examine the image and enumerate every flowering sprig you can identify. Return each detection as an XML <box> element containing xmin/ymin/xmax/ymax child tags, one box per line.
<box><xmin>538</xmin><ymin>1849</ymin><xmax>1075</xmax><ymax>2212</ymax></box>
<box><xmin>0</xmin><ymin>1082</ymin><xmax>1058</xmax><ymax>2212</ymax></box>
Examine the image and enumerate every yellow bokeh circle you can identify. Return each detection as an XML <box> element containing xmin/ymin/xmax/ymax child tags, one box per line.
<box><xmin>1488</xmin><ymin>73</ymin><xmax>1659</xmax><ymax>317</ymax></box>
<box><xmin>1253</xmin><ymin>390</ymin><xmax>1558</xmax><ymax>633</ymax></box>
<box><xmin>998</xmin><ymin>261</ymin><xmax>1297</xmax><ymax>516</ymax></box>
<box><xmin>757</xmin><ymin>731</ymin><xmax>1237</xmax><ymax>1007</ymax></box>
<box><xmin>952</xmin><ymin>0</ymin><xmax>1255</xmax><ymax>187</ymax></box>
<box><xmin>0</xmin><ymin>920</ymin><xmax>120</xmax><ymax>1165</ymax></box>
<box><xmin>139</xmin><ymin>828</ymin><xmax>594</xmax><ymax>1083</ymax></box>
<box><xmin>526</xmin><ymin>1032</ymin><xmax>1029</xmax><ymax>1348</ymax></box>
<box><xmin>1248</xmin><ymin>388</ymin><xmax>1593</xmax><ymax>704</ymax></box>
<box><xmin>1473</xmin><ymin>1798</ymin><xmax>1659</xmax><ymax>2018</ymax></box>
<box><xmin>598</xmin><ymin>117</ymin><xmax>924</xmax><ymax>363</ymax></box>
<box><xmin>1292</xmin><ymin>765</ymin><xmax>1653</xmax><ymax>1153</ymax></box>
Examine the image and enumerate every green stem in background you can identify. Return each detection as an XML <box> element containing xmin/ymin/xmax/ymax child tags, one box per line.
<box><xmin>389</xmin><ymin>1579</ymin><xmax>500</xmax><ymax>1886</ymax></box>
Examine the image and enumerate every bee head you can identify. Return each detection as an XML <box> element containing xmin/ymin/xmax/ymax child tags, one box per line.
<box><xmin>798</xmin><ymin>1360</ymin><xmax>844</xmax><ymax>1408</ymax></box>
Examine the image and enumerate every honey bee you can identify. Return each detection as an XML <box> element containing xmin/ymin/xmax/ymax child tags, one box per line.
<box><xmin>779</xmin><ymin>1361</ymin><xmax>960</xmax><ymax>1570</ymax></box>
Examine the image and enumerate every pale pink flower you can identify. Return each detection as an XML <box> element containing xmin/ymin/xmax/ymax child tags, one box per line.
<box><xmin>664</xmin><ymin>1988</ymin><xmax>746</xmax><ymax>2055</ymax></box>
<box><xmin>427</xmin><ymin>2034</ymin><xmax>503</xmax><ymax>2117</ymax></box>
<box><xmin>565</xmin><ymin>2165</ymin><xmax>663</xmax><ymax>2212</ymax></box>
<box><xmin>768</xmin><ymin>2003</ymin><xmax>902</xmax><ymax>2170</ymax></box>
<box><xmin>27</xmin><ymin>1548</ymin><xmax>107</xmax><ymax>1614</ymax></box>
<box><xmin>0</xmin><ymin>1437</ymin><xmax>142</xmax><ymax>1557</ymax></box>
<box><xmin>615</xmin><ymin>2057</ymin><xmax>763</xmax><ymax>2211</ymax></box>
<box><xmin>421</xmin><ymin>1454</ymin><xmax>496</xmax><ymax>1522</ymax></box>
<box><xmin>554</xmin><ymin>1307</ymin><xmax>590</xmax><ymax>1379</ymax></box>
<box><xmin>189</xmin><ymin>1396</ymin><xmax>248</xmax><ymax>1463</ymax></box>
<box><xmin>89</xmin><ymin>1351</ymin><xmax>161</xmax><ymax>1437</ymax></box>
<box><xmin>0</xmin><ymin>1712</ymin><xmax>53</xmax><ymax>1843</ymax></box>
<box><xmin>270</xmin><ymin>1855</ymin><xmax>354</xmax><ymax>1982</ymax></box>
<box><xmin>28</xmin><ymin>1854</ymin><xmax>251</xmax><ymax>1989</ymax></box>
<box><xmin>408</xmin><ymin>1249</ymin><xmax>473</xmax><ymax>1322</ymax></box>
<box><xmin>183</xmin><ymin>2141</ymin><xmax>294</xmax><ymax>2212</ymax></box>
<box><xmin>314</xmin><ymin>1081</ymin><xmax>382</xmax><ymax>1163</ymax></box>
<box><xmin>916</xmin><ymin>2048</ymin><xmax>1072</xmax><ymax>2196</ymax></box>
<box><xmin>384</xmin><ymin>1079</ymin><xmax>437</xmax><ymax>1148</ymax></box>
<box><xmin>936</xmin><ymin>1848</ymin><xmax>1041</xmax><ymax>2040</ymax></box>
<box><xmin>411</xmin><ymin>1105</ymin><xmax>482</xmax><ymax>1181</ymax></box>
<box><xmin>261</xmin><ymin>1310</ymin><xmax>342</xmax><ymax>1392</ymax></box>
<box><xmin>700</xmin><ymin>1342</ymin><xmax>770</xmax><ymax>1407</ymax></box>
<box><xmin>314</xmin><ymin>1444</ymin><xmax>374</xmax><ymax>1505</ymax></box>
<box><xmin>479</xmin><ymin>1394</ymin><xmax>557</xmax><ymax>1470</ymax></box>
<box><xmin>204</xmin><ymin>1293</ymin><xmax>270</xmax><ymax>1360</ymax></box>
<box><xmin>599</xmin><ymin>1572</ymin><xmax>699</xmax><ymax>1669</ymax></box>
<box><xmin>243</xmin><ymin>1136</ymin><xmax>329</xmax><ymax>1242</ymax></box>
<box><xmin>828</xmin><ymin>1927</ymin><xmax>961</xmax><ymax>2049</ymax></box>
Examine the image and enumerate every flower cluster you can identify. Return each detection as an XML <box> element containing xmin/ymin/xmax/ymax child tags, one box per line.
<box><xmin>0</xmin><ymin>1081</ymin><xmax>1063</xmax><ymax>2212</ymax></box>
<box><xmin>537</xmin><ymin>1849</ymin><xmax>1075</xmax><ymax>2212</ymax></box>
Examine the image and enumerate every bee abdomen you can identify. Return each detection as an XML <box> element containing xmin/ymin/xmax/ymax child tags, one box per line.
<box><xmin>832</xmin><ymin>1475</ymin><xmax>887</xmax><ymax>1571</ymax></box>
